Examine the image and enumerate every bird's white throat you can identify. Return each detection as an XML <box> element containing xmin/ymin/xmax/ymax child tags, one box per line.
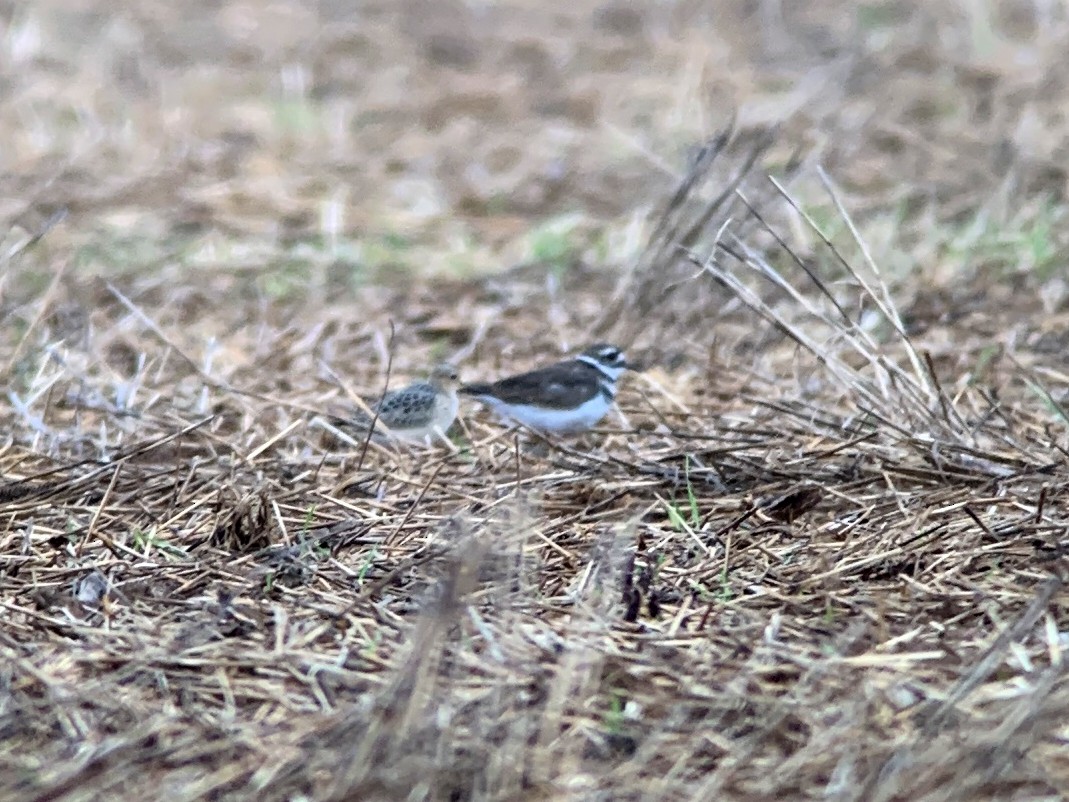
<box><xmin>576</xmin><ymin>354</ymin><xmax>627</xmax><ymax>382</ymax></box>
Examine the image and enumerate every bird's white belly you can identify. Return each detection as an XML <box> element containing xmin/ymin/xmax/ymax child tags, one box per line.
<box><xmin>479</xmin><ymin>394</ymin><xmax>612</xmax><ymax>433</ymax></box>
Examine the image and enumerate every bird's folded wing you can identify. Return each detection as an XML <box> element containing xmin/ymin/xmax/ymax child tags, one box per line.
<box><xmin>463</xmin><ymin>363</ymin><xmax>599</xmax><ymax>407</ymax></box>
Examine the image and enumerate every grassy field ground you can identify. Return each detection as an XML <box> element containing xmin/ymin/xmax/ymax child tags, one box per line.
<box><xmin>5</xmin><ymin>1</ymin><xmax>1069</xmax><ymax>799</ymax></box>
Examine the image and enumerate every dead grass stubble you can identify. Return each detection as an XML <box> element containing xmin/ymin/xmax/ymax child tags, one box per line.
<box><xmin>4</xmin><ymin>127</ymin><xmax>1069</xmax><ymax>801</ymax></box>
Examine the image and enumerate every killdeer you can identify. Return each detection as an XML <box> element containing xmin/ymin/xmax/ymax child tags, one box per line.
<box><xmin>459</xmin><ymin>343</ymin><xmax>635</xmax><ymax>434</ymax></box>
<box><xmin>334</xmin><ymin>363</ymin><xmax>460</xmax><ymax>445</ymax></box>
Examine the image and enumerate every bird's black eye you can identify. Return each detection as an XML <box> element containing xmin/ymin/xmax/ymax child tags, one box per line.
<box><xmin>600</xmin><ymin>347</ymin><xmax>621</xmax><ymax>362</ymax></box>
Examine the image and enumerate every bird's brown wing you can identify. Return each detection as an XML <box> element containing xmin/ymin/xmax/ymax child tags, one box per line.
<box><xmin>460</xmin><ymin>361</ymin><xmax>601</xmax><ymax>408</ymax></box>
<box><xmin>335</xmin><ymin>382</ymin><xmax>437</xmax><ymax>428</ymax></box>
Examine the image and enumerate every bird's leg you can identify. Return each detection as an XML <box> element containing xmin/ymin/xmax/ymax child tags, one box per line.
<box><xmin>433</xmin><ymin>426</ymin><xmax>459</xmax><ymax>452</ymax></box>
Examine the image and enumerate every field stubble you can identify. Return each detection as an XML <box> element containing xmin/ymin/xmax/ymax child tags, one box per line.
<box><xmin>5</xmin><ymin>1</ymin><xmax>1069</xmax><ymax>800</ymax></box>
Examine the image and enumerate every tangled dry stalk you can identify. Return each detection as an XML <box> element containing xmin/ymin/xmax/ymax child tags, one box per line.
<box><xmin>6</xmin><ymin>1</ymin><xmax>1069</xmax><ymax>800</ymax></box>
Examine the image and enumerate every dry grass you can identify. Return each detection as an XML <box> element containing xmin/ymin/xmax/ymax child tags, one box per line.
<box><xmin>6</xmin><ymin>1</ymin><xmax>1069</xmax><ymax>800</ymax></box>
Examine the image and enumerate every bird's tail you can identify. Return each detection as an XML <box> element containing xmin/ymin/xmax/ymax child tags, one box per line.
<box><xmin>458</xmin><ymin>383</ymin><xmax>493</xmax><ymax>396</ymax></box>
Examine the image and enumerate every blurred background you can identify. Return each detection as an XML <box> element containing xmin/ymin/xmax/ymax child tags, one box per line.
<box><xmin>4</xmin><ymin>0</ymin><xmax>1069</xmax><ymax>294</ymax></box>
